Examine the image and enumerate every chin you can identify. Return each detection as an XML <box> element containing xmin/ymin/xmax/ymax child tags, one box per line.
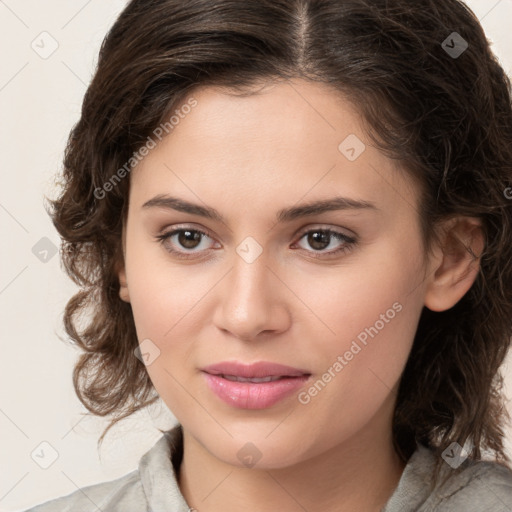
<box><xmin>209</xmin><ymin>430</ymin><xmax>311</xmax><ymax>470</ymax></box>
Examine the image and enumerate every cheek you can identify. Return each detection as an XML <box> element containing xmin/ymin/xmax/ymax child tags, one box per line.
<box><xmin>125</xmin><ymin>236</ymin><xmax>204</xmax><ymax>337</ymax></box>
<box><xmin>126</xmin><ymin>262</ymin><xmax>204</xmax><ymax>417</ymax></box>
<box><xmin>125</xmin><ymin>244</ymin><xmax>219</xmax><ymax>398</ymax></box>
<box><xmin>297</xmin><ymin>244</ymin><xmax>424</xmax><ymax>422</ymax></box>
<box><xmin>308</xmin><ymin>239</ymin><xmax>423</xmax><ymax>349</ymax></box>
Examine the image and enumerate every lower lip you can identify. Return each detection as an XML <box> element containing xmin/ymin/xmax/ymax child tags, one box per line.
<box><xmin>202</xmin><ymin>372</ymin><xmax>310</xmax><ymax>409</ymax></box>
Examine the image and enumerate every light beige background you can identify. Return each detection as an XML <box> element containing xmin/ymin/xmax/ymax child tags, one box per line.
<box><xmin>1</xmin><ymin>1</ymin><xmax>511</xmax><ymax>510</ymax></box>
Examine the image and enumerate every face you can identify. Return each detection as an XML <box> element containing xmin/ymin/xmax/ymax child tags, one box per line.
<box><xmin>119</xmin><ymin>79</ymin><xmax>431</xmax><ymax>469</ymax></box>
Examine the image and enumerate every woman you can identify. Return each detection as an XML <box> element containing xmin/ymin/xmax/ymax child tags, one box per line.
<box><xmin>25</xmin><ymin>0</ymin><xmax>512</xmax><ymax>510</ymax></box>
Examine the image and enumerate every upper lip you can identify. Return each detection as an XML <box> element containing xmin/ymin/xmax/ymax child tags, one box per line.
<box><xmin>201</xmin><ymin>361</ymin><xmax>310</xmax><ymax>378</ymax></box>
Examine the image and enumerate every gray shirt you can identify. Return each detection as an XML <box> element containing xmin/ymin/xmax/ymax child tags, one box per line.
<box><xmin>23</xmin><ymin>424</ymin><xmax>512</xmax><ymax>511</ymax></box>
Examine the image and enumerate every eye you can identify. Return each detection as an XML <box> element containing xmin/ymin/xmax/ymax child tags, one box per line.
<box><xmin>292</xmin><ymin>228</ymin><xmax>357</xmax><ymax>258</ymax></box>
<box><xmin>155</xmin><ymin>226</ymin><xmax>357</xmax><ymax>260</ymax></box>
<box><xmin>156</xmin><ymin>227</ymin><xmax>218</xmax><ymax>259</ymax></box>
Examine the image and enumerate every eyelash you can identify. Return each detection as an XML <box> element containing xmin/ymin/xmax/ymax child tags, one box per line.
<box><xmin>155</xmin><ymin>225</ymin><xmax>357</xmax><ymax>260</ymax></box>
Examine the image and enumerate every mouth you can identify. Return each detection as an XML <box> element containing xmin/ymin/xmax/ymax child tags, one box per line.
<box><xmin>217</xmin><ymin>374</ymin><xmax>291</xmax><ymax>383</ymax></box>
<box><xmin>200</xmin><ymin>361</ymin><xmax>311</xmax><ymax>409</ymax></box>
<box><xmin>201</xmin><ymin>360</ymin><xmax>310</xmax><ymax>378</ymax></box>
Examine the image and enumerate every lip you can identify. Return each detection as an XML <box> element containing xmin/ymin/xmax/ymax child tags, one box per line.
<box><xmin>201</xmin><ymin>361</ymin><xmax>311</xmax><ymax>409</ymax></box>
<box><xmin>201</xmin><ymin>361</ymin><xmax>310</xmax><ymax>378</ymax></box>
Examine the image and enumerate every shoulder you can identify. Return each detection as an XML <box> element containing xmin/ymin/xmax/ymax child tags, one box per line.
<box><xmin>22</xmin><ymin>427</ymin><xmax>187</xmax><ymax>512</ymax></box>
<box><xmin>384</xmin><ymin>443</ymin><xmax>512</xmax><ymax>512</ymax></box>
<box><xmin>430</xmin><ymin>457</ymin><xmax>512</xmax><ymax>512</ymax></box>
<box><xmin>21</xmin><ymin>469</ymin><xmax>145</xmax><ymax>512</ymax></box>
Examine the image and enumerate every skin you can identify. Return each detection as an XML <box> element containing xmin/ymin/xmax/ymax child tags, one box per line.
<box><xmin>118</xmin><ymin>79</ymin><xmax>483</xmax><ymax>512</ymax></box>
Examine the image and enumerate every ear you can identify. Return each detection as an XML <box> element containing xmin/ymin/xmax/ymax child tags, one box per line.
<box><xmin>424</xmin><ymin>217</ymin><xmax>484</xmax><ymax>312</ymax></box>
<box><xmin>117</xmin><ymin>224</ymin><xmax>131</xmax><ymax>303</ymax></box>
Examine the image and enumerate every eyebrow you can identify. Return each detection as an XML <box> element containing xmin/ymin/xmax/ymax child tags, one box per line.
<box><xmin>142</xmin><ymin>194</ymin><xmax>378</xmax><ymax>223</ymax></box>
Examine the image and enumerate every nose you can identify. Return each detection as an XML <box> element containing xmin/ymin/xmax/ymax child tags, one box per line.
<box><xmin>213</xmin><ymin>249</ymin><xmax>291</xmax><ymax>342</ymax></box>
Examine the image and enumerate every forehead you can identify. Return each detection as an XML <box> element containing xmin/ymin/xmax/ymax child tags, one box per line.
<box><xmin>129</xmin><ymin>79</ymin><xmax>420</xmax><ymax>221</ymax></box>
<box><xmin>178</xmin><ymin>80</ymin><xmax>365</xmax><ymax>146</ymax></box>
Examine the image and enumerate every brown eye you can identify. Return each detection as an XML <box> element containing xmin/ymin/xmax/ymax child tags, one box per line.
<box><xmin>176</xmin><ymin>230</ymin><xmax>202</xmax><ymax>249</ymax></box>
<box><xmin>306</xmin><ymin>231</ymin><xmax>331</xmax><ymax>251</ymax></box>
<box><xmin>294</xmin><ymin>228</ymin><xmax>357</xmax><ymax>258</ymax></box>
<box><xmin>156</xmin><ymin>227</ymin><xmax>216</xmax><ymax>259</ymax></box>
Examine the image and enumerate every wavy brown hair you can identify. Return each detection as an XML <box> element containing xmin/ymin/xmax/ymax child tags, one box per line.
<box><xmin>49</xmin><ymin>0</ymin><xmax>512</xmax><ymax>490</ymax></box>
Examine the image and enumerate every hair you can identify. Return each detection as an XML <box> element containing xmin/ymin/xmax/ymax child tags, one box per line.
<box><xmin>49</xmin><ymin>0</ymin><xmax>512</xmax><ymax>492</ymax></box>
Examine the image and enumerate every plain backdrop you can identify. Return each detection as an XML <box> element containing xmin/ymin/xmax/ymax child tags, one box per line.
<box><xmin>1</xmin><ymin>1</ymin><xmax>511</xmax><ymax>510</ymax></box>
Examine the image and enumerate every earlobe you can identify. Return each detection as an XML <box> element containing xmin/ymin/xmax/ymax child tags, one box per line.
<box><xmin>118</xmin><ymin>267</ymin><xmax>131</xmax><ymax>303</ymax></box>
<box><xmin>424</xmin><ymin>217</ymin><xmax>484</xmax><ymax>312</ymax></box>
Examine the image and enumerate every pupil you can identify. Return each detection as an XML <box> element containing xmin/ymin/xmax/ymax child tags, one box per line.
<box><xmin>309</xmin><ymin>231</ymin><xmax>329</xmax><ymax>250</ymax></box>
<box><xmin>179</xmin><ymin>230</ymin><xmax>201</xmax><ymax>249</ymax></box>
